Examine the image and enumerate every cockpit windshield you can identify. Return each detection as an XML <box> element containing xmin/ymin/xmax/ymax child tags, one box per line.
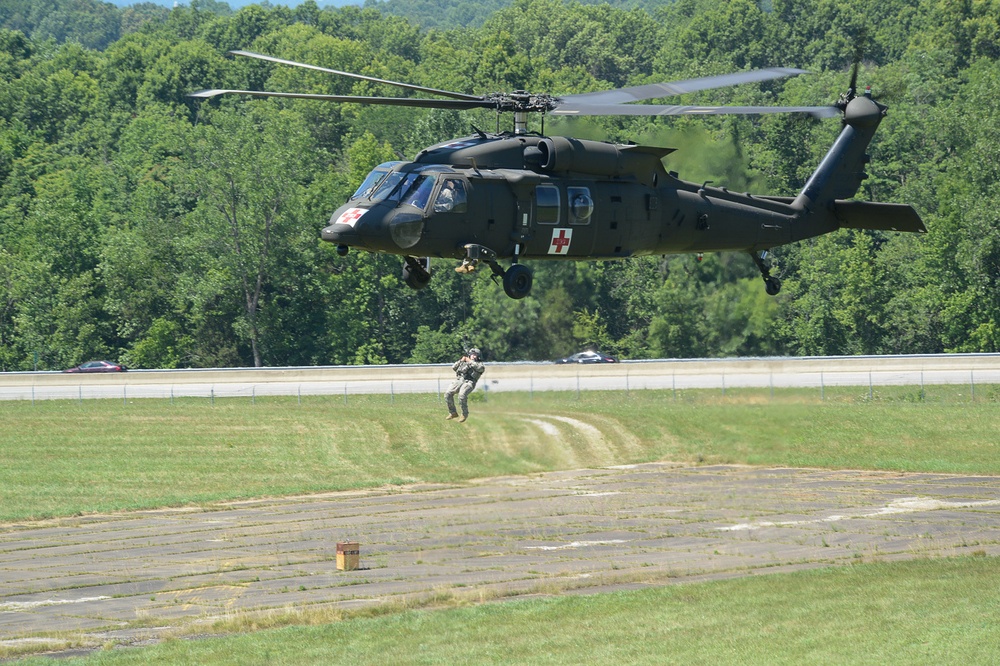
<box><xmin>355</xmin><ymin>165</ymin><xmax>457</xmax><ymax>211</ymax></box>
<box><xmin>372</xmin><ymin>172</ymin><xmax>423</xmax><ymax>203</ymax></box>
<box><xmin>351</xmin><ymin>161</ymin><xmax>403</xmax><ymax>200</ymax></box>
<box><xmin>369</xmin><ymin>172</ymin><xmax>437</xmax><ymax>208</ymax></box>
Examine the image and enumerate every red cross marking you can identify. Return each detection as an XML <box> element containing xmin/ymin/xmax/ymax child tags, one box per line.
<box><xmin>549</xmin><ymin>228</ymin><xmax>572</xmax><ymax>254</ymax></box>
<box><xmin>336</xmin><ymin>208</ymin><xmax>367</xmax><ymax>228</ymax></box>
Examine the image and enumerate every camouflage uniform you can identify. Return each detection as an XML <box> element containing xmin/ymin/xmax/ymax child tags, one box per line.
<box><xmin>445</xmin><ymin>349</ymin><xmax>485</xmax><ymax>422</ymax></box>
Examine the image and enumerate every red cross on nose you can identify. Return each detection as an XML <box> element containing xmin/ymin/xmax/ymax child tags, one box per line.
<box><xmin>337</xmin><ymin>208</ymin><xmax>367</xmax><ymax>228</ymax></box>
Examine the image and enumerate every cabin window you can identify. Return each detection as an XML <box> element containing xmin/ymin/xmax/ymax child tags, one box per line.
<box><xmin>568</xmin><ymin>187</ymin><xmax>593</xmax><ymax>224</ymax></box>
<box><xmin>535</xmin><ymin>185</ymin><xmax>560</xmax><ymax>224</ymax></box>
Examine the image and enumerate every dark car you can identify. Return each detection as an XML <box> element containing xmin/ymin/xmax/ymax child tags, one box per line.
<box><xmin>63</xmin><ymin>360</ymin><xmax>127</xmax><ymax>373</ymax></box>
<box><xmin>554</xmin><ymin>351</ymin><xmax>618</xmax><ymax>364</ymax></box>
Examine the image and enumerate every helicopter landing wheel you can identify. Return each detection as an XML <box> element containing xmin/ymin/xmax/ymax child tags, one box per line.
<box><xmin>749</xmin><ymin>250</ymin><xmax>781</xmax><ymax>296</ymax></box>
<box><xmin>402</xmin><ymin>257</ymin><xmax>431</xmax><ymax>290</ymax></box>
<box><xmin>764</xmin><ymin>276</ymin><xmax>781</xmax><ymax>296</ymax></box>
<box><xmin>502</xmin><ymin>264</ymin><xmax>533</xmax><ymax>299</ymax></box>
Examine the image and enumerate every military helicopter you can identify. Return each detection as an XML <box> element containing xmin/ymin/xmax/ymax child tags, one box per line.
<box><xmin>192</xmin><ymin>51</ymin><xmax>926</xmax><ymax>299</ymax></box>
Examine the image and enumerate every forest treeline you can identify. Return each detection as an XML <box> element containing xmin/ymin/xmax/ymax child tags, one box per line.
<box><xmin>1</xmin><ymin>0</ymin><xmax>999</xmax><ymax>370</ymax></box>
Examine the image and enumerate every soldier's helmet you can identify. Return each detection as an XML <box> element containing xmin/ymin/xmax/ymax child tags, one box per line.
<box><xmin>469</xmin><ymin>348</ymin><xmax>481</xmax><ymax>358</ymax></box>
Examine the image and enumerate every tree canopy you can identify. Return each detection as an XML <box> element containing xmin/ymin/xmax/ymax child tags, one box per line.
<box><xmin>1</xmin><ymin>0</ymin><xmax>999</xmax><ymax>370</ymax></box>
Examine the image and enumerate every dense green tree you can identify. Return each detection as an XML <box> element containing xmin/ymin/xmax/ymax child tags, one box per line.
<box><xmin>136</xmin><ymin>40</ymin><xmax>227</xmax><ymax>115</ymax></box>
<box><xmin>120</xmin><ymin>3</ymin><xmax>170</xmax><ymax>35</ymax></box>
<box><xmin>0</xmin><ymin>0</ymin><xmax>122</xmax><ymax>51</ymax></box>
<box><xmin>184</xmin><ymin>104</ymin><xmax>313</xmax><ymax>367</ymax></box>
<box><xmin>0</xmin><ymin>0</ymin><xmax>998</xmax><ymax>368</ymax></box>
<box><xmin>659</xmin><ymin>0</ymin><xmax>786</xmax><ymax>74</ymax></box>
<box><xmin>648</xmin><ymin>270</ymin><xmax>706</xmax><ymax>358</ymax></box>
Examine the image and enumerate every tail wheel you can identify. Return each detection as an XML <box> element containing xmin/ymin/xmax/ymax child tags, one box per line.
<box><xmin>764</xmin><ymin>276</ymin><xmax>781</xmax><ymax>296</ymax></box>
<box><xmin>502</xmin><ymin>264</ymin><xmax>533</xmax><ymax>299</ymax></box>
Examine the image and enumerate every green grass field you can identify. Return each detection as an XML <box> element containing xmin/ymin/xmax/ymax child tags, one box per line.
<box><xmin>3</xmin><ymin>388</ymin><xmax>999</xmax><ymax>523</ymax></box>
<box><xmin>4</xmin><ymin>387</ymin><xmax>1000</xmax><ymax>663</ymax></box>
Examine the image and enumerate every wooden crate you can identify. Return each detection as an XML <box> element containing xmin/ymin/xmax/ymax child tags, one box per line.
<box><xmin>336</xmin><ymin>541</ymin><xmax>360</xmax><ymax>571</ymax></box>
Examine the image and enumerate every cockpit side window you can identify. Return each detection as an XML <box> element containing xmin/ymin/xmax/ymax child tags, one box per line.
<box><xmin>401</xmin><ymin>175</ymin><xmax>436</xmax><ymax>210</ymax></box>
<box><xmin>434</xmin><ymin>179</ymin><xmax>467</xmax><ymax>213</ymax></box>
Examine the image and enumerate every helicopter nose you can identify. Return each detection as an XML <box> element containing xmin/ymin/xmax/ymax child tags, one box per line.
<box><xmin>320</xmin><ymin>223</ymin><xmax>349</xmax><ymax>243</ymax></box>
<box><xmin>324</xmin><ymin>204</ymin><xmax>421</xmax><ymax>253</ymax></box>
<box><xmin>322</xmin><ymin>206</ymin><xmax>370</xmax><ymax>247</ymax></box>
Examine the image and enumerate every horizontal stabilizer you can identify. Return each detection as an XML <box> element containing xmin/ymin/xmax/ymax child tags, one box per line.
<box><xmin>833</xmin><ymin>200</ymin><xmax>927</xmax><ymax>233</ymax></box>
<box><xmin>621</xmin><ymin>145</ymin><xmax>675</xmax><ymax>158</ymax></box>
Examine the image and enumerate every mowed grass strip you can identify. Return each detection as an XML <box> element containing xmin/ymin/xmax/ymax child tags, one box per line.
<box><xmin>16</xmin><ymin>556</ymin><xmax>999</xmax><ymax>665</ymax></box>
<box><xmin>1</xmin><ymin>388</ymin><xmax>999</xmax><ymax>522</ymax></box>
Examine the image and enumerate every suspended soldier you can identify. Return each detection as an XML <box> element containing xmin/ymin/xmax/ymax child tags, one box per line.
<box><xmin>445</xmin><ymin>348</ymin><xmax>485</xmax><ymax>423</ymax></box>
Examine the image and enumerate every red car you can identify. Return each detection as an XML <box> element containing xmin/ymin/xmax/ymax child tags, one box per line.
<box><xmin>63</xmin><ymin>360</ymin><xmax>127</xmax><ymax>373</ymax></box>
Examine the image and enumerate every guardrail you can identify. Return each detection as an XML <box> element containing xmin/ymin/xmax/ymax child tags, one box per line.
<box><xmin>2</xmin><ymin>354</ymin><xmax>999</xmax><ymax>402</ymax></box>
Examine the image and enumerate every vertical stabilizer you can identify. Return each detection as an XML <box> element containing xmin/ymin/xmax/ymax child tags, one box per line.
<box><xmin>792</xmin><ymin>94</ymin><xmax>885</xmax><ymax>218</ymax></box>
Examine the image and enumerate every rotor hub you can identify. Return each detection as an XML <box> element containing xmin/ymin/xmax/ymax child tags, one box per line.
<box><xmin>486</xmin><ymin>91</ymin><xmax>560</xmax><ymax>114</ymax></box>
<box><xmin>843</xmin><ymin>95</ymin><xmax>885</xmax><ymax>128</ymax></box>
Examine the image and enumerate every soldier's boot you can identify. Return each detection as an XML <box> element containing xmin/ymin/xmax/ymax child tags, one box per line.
<box><xmin>446</xmin><ymin>413</ymin><xmax>459</xmax><ymax>420</ymax></box>
<box><xmin>455</xmin><ymin>259</ymin><xmax>478</xmax><ymax>274</ymax></box>
<box><xmin>457</xmin><ymin>244</ymin><xmax>496</xmax><ymax>274</ymax></box>
<box><xmin>458</xmin><ymin>414</ymin><xmax>468</xmax><ymax>423</ymax></box>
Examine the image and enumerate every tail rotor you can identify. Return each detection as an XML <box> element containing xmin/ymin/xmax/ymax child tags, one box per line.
<box><xmin>837</xmin><ymin>60</ymin><xmax>862</xmax><ymax>111</ymax></box>
<box><xmin>837</xmin><ymin>31</ymin><xmax>867</xmax><ymax>110</ymax></box>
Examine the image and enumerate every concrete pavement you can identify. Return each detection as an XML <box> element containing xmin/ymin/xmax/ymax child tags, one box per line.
<box><xmin>2</xmin><ymin>462</ymin><xmax>998</xmax><ymax>655</ymax></box>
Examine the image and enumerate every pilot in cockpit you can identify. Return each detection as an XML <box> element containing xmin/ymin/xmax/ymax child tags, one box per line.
<box><xmin>434</xmin><ymin>179</ymin><xmax>466</xmax><ymax>213</ymax></box>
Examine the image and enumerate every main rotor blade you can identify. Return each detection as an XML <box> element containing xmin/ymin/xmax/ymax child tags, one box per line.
<box><xmin>229</xmin><ymin>50</ymin><xmax>483</xmax><ymax>102</ymax></box>
<box><xmin>189</xmin><ymin>88</ymin><xmax>496</xmax><ymax>110</ymax></box>
<box><xmin>558</xmin><ymin>68</ymin><xmax>810</xmax><ymax>106</ymax></box>
<box><xmin>550</xmin><ymin>103</ymin><xmax>840</xmax><ymax>118</ymax></box>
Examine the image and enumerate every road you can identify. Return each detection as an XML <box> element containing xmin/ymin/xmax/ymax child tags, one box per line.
<box><xmin>2</xmin><ymin>353</ymin><xmax>999</xmax><ymax>401</ymax></box>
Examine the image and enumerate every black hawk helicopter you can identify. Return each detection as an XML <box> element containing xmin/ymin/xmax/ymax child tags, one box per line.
<box><xmin>192</xmin><ymin>51</ymin><xmax>926</xmax><ymax>299</ymax></box>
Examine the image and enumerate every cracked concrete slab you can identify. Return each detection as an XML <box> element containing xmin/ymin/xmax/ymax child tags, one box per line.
<box><xmin>1</xmin><ymin>463</ymin><xmax>999</xmax><ymax>654</ymax></box>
